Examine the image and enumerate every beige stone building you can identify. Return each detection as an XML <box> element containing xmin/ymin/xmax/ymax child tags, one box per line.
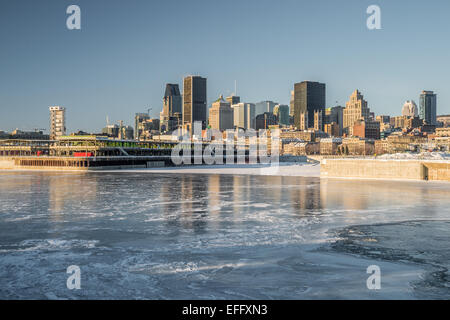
<box><xmin>208</xmin><ymin>95</ymin><xmax>234</xmax><ymax>131</ymax></box>
<box><xmin>283</xmin><ymin>141</ymin><xmax>319</xmax><ymax>155</ymax></box>
<box><xmin>320</xmin><ymin>138</ymin><xmax>342</xmax><ymax>155</ymax></box>
<box><xmin>437</xmin><ymin>115</ymin><xmax>450</xmax><ymax>127</ymax></box>
<box><xmin>280</xmin><ymin>130</ymin><xmax>316</xmax><ymax>142</ymax></box>
<box><xmin>343</xmin><ymin>90</ymin><xmax>371</xmax><ymax>136</ymax></box>
<box><xmin>436</xmin><ymin>127</ymin><xmax>450</xmax><ymax>137</ymax></box>
<box><xmin>314</xmin><ymin>110</ymin><xmax>323</xmax><ymax>131</ymax></box>
<box><xmin>298</xmin><ymin>112</ymin><xmax>308</xmax><ymax>130</ymax></box>
<box><xmin>341</xmin><ymin>137</ymin><xmax>374</xmax><ymax>155</ymax></box>
<box><xmin>374</xmin><ymin>139</ymin><xmax>389</xmax><ymax>155</ymax></box>
<box><xmin>386</xmin><ymin>135</ymin><xmax>427</xmax><ymax>153</ymax></box>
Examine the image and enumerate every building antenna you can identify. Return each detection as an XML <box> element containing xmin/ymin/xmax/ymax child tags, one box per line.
<box><xmin>234</xmin><ymin>80</ymin><xmax>237</xmax><ymax>96</ymax></box>
<box><xmin>106</xmin><ymin>115</ymin><xmax>109</xmax><ymax>126</ymax></box>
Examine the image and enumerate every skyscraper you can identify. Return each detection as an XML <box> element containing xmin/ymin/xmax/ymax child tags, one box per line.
<box><xmin>255</xmin><ymin>101</ymin><xmax>277</xmax><ymax>117</ymax></box>
<box><xmin>160</xmin><ymin>83</ymin><xmax>182</xmax><ymax>132</ymax></box>
<box><xmin>419</xmin><ymin>91</ymin><xmax>437</xmax><ymax>125</ymax></box>
<box><xmin>343</xmin><ymin>90</ymin><xmax>371</xmax><ymax>136</ymax></box>
<box><xmin>273</xmin><ymin>104</ymin><xmax>290</xmax><ymax>126</ymax></box>
<box><xmin>49</xmin><ymin>106</ymin><xmax>66</xmax><ymax>139</ymax></box>
<box><xmin>232</xmin><ymin>103</ymin><xmax>255</xmax><ymax>130</ymax></box>
<box><xmin>293</xmin><ymin>81</ymin><xmax>326</xmax><ymax>129</ymax></box>
<box><xmin>208</xmin><ymin>95</ymin><xmax>234</xmax><ymax>131</ymax></box>
<box><xmin>182</xmin><ymin>75</ymin><xmax>207</xmax><ymax>129</ymax></box>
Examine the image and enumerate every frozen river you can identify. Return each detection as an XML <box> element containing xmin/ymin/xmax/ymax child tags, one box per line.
<box><xmin>0</xmin><ymin>170</ymin><xmax>449</xmax><ymax>299</ymax></box>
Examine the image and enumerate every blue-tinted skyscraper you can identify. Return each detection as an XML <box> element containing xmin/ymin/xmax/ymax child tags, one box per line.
<box><xmin>419</xmin><ymin>91</ymin><xmax>437</xmax><ymax>125</ymax></box>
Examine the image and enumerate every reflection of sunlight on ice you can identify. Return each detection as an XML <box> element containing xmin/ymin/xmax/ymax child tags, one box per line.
<box><xmin>129</xmin><ymin>260</ymin><xmax>266</xmax><ymax>275</ymax></box>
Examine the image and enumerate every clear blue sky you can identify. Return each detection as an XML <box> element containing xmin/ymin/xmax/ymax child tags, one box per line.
<box><xmin>0</xmin><ymin>0</ymin><xmax>449</xmax><ymax>133</ymax></box>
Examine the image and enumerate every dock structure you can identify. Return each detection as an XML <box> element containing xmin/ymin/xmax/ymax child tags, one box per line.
<box><xmin>0</xmin><ymin>136</ymin><xmax>257</xmax><ymax>170</ymax></box>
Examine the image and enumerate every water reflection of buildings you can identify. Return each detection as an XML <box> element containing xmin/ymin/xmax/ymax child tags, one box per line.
<box><xmin>287</xmin><ymin>177</ymin><xmax>322</xmax><ymax>213</ymax></box>
<box><xmin>176</xmin><ymin>175</ymin><xmax>208</xmax><ymax>232</ymax></box>
<box><xmin>319</xmin><ymin>179</ymin><xmax>369</xmax><ymax>211</ymax></box>
<box><xmin>148</xmin><ymin>173</ymin><xmax>446</xmax><ymax>233</ymax></box>
<box><xmin>49</xmin><ymin>173</ymin><xmax>97</xmax><ymax>222</ymax></box>
<box><xmin>232</xmin><ymin>175</ymin><xmax>251</xmax><ymax>217</ymax></box>
<box><xmin>319</xmin><ymin>179</ymin><xmax>444</xmax><ymax>220</ymax></box>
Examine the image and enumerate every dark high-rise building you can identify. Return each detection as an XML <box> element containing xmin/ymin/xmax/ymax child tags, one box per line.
<box><xmin>160</xmin><ymin>83</ymin><xmax>182</xmax><ymax>132</ymax></box>
<box><xmin>182</xmin><ymin>76</ymin><xmax>207</xmax><ymax>128</ymax></box>
<box><xmin>419</xmin><ymin>90</ymin><xmax>437</xmax><ymax>125</ymax></box>
<box><xmin>255</xmin><ymin>112</ymin><xmax>277</xmax><ymax>130</ymax></box>
<box><xmin>163</xmin><ymin>84</ymin><xmax>181</xmax><ymax>115</ymax></box>
<box><xmin>293</xmin><ymin>81</ymin><xmax>326</xmax><ymax>129</ymax></box>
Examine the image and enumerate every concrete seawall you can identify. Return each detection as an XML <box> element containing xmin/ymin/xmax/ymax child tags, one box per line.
<box><xmin>0</xmin><ymin>159</ymin><xmax>15</xmax><ymax>169</ymax></box>
<box><xmin>321</xmin><ymin>159</ymin><xmax>450</xmax><ymax>181</ymax></box>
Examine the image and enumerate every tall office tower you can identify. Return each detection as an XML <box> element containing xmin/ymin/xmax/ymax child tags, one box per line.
<box><xmin>226</xmin><ymin>95</ymin><xmax>240</xmax><ymax>106</ymax></box>
<box><xmin>160</xmin><ymin>83</ymin><xmax>182</xmax><ymax>132</ymax></box>
<box><xmin>49</xmin><ymin>106</ymin><xmax>66</xmax><ymax>140</ymax></box>
<box><xmin>343</xmin><ymin>90</ymin><xmax>371</xmax><ymax>135</ymax></box>
<box><xmin>232</xmin><ymin>102</ymin><xmax>255</xmax><ymax>130</ymax></box>
<box><xmin>293</xmin><ymin>81</ymin><xmax>326</xmax><ymax>129</ymax></box>
<box><xmin>273</xmin><ymin>104</ymin><xmax>290</xmax><ymax>126</ymax></box>
<box><xmin>208</xmin><ymin>95</ymin><xmax>234</xmax><ymax>131</ymax></box>
<box><xmin>182</xmin><ymin>75</ymin><xmax>207</xmax><ymax>129</ymax></box>
<box><xmin>134</xmin><ymin>113</ymin><xmax>150</xmax><ymax>140</ymax></box>
<box><xmin>419</xmin><ymin>91</ymin><xmax>437</xmax><ymax>125</ymax></box>
<box><xmin>255</xmin><ymin>101</ymin><xmax>277</xmax><ymax>117</ymax></box>
<box><xmin>289</xmin><ymin>90</ymin><xmax>295</xmax><ymax>117</ymax></box>
<box><xmin>402</xmin><ymin>100</ymin><xmax>418</xmax><ymax>117</ymax></box>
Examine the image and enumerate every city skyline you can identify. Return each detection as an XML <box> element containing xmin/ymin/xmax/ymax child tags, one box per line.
<box><xmin>1</xmin><ymin>0</ymin><xmax>450</xmax><ymax>133</ymax></box>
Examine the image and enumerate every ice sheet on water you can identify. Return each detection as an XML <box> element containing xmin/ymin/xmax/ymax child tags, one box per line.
<box><xmin>328</xmin><ymin>220</ymin><xmax>450</xmax><ymax>299</ymax></box>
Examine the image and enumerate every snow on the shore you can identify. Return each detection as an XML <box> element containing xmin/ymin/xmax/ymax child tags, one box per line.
<box><xmin>378</xmin><ymin>152</ymin><xmax>450</xmax><ymax>160</ymax></box>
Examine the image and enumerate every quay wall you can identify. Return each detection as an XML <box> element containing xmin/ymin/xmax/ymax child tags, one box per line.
<box><xmin>0</xmin><ymin>159</ymin><xmax>15</xmax><ymax>169</ymax></box>
<box><xmin>321</xmin><ymin>159</ymin><xmax>450</xmax><ymax>181</ymax></box>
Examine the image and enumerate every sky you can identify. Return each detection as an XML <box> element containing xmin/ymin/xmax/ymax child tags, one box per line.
<box><xmin>0</xmin><ymin>0</ymin><xmax>449</xmax><ymax>133</ymax></box>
